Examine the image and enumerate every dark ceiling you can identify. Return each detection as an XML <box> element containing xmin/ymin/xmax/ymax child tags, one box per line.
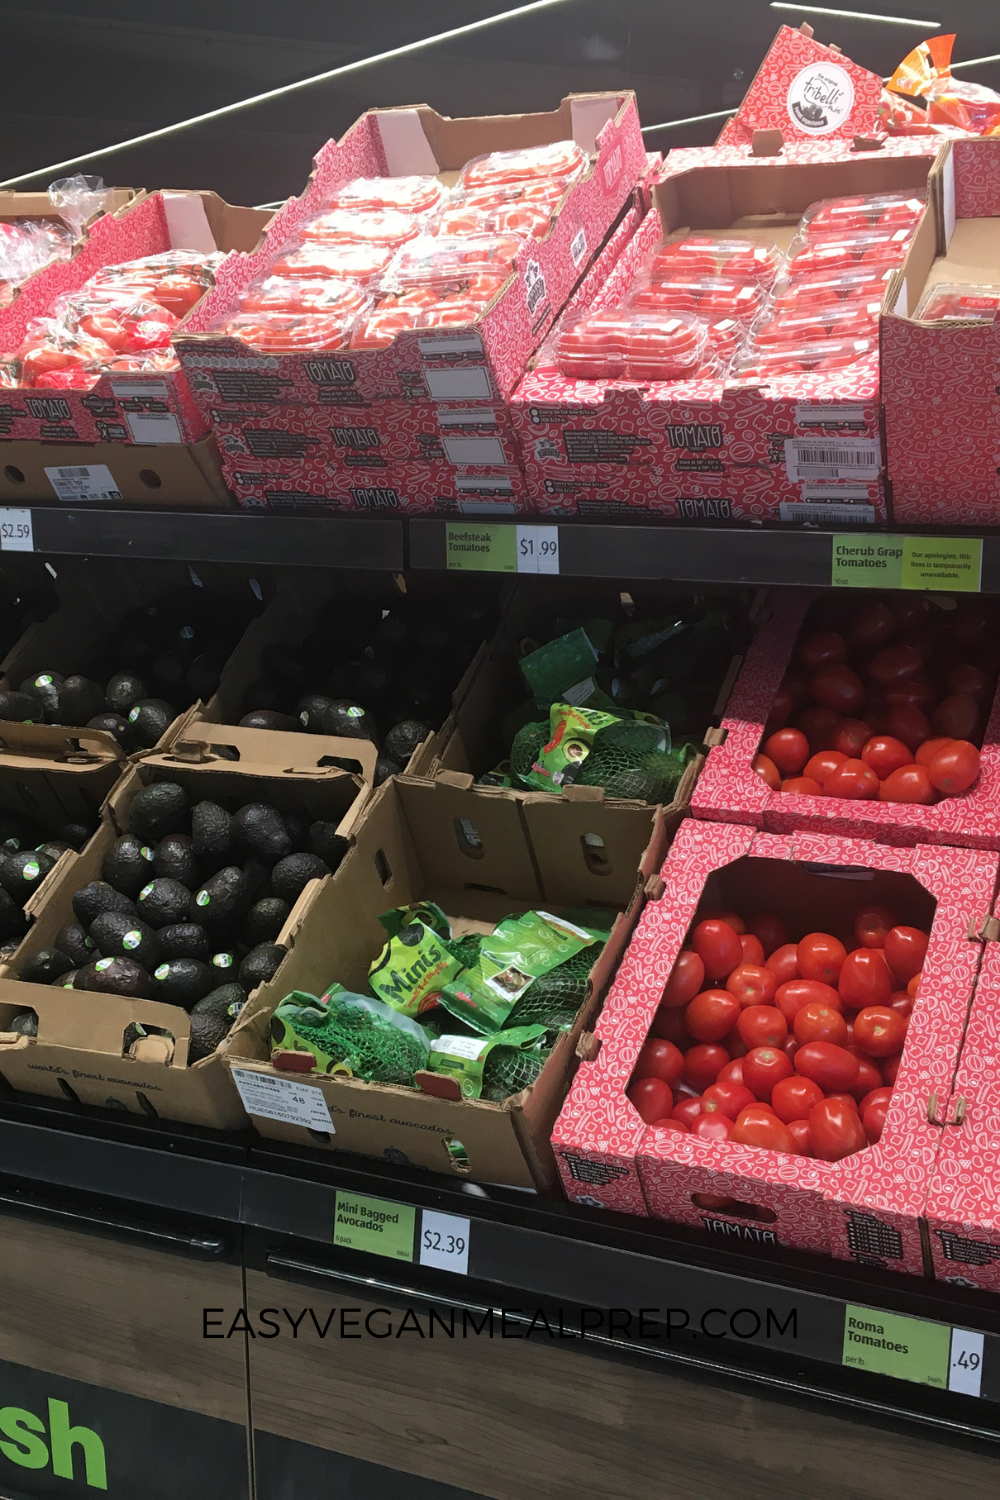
<box><xmin>1</xmin><ymin>0</ymin><xmax>997</xmax><ymax>206</ymax></box>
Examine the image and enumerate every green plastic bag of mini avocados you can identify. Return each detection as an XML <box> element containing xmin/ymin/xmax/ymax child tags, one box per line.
<box><xmin>440</xmin><ymin>908</ymin><xmax>599</xmax><ymax>1033</ymax></box>
<box><xmin>521</xmin><ymin>703</ymin><xmax>621</xmax><ymax>793</ymax></box>
<box><xmin>368</xmin><ymin>901</ymin><xmax>467</xmax><ymax>1017</ymax></box>
<box><xmin>426</xmin><ymin>1024</ymin><xmax>549</xmax><ymax>1099</ymax></box>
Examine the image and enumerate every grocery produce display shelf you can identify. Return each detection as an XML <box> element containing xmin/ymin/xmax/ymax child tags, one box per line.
<box><xmin>4</xmin><ymin>1090</ymin><xmax>1000</xmax><ymax>1447</ymax></box>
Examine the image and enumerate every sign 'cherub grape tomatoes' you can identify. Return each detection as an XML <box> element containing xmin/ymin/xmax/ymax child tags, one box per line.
<box><xmin>741</xmin><ymin>1046</ymin><xmax>794</xmax><ymax>1100</ymax></box>
<box><xmin>746</xmin><ymin>912</ymin><xmax>789</xmax><ymax>957</ymax></box>
<box><xmin>809</xmin><ymin>1096</ymin><xmax>868</xmax><ymax>1161</ymax></box>
<box><xmin>797</xmin><ymin>932</ymin><xmax>846</xmax><ymax>985</ymax></box>
<box><xmin>627</xmin><ymin>1076</ymin><xmax>673</xmax><ymax>1124</ymax></box>
<box><xmin>770</xmin><ymin>1074</ymin><xmax>824</xmax><ymax>1122</ymax></box>
<box><xmin>854</xmin><ymin>905</ymin><xmax>895</xmax><ymax>948</ymax></box>
<box><xmin>853</xmin><ymin>1005</ymin><xmax>908</xmax><ymax>1057</ymax></box>
<box><xmin>692</xmin><ymin>919</ymin><xmax>742</xmax><ymax>980</ymax></box>
<box><xmin>635</xmin><ymin>1038</ymin><xmax>684</xmax><ymax>1087</ymax></box>
<box><xmin>686</xmin><ymin>989</ymin><xmax>741</xmax><ymax>1043</ymax></box>
<box><xmin>726</xmin><ymin>964</ymin><xmax>778</xmax><ymax>1008</ymax></box>
<box><xmin>731</xmin><ymin>1106</ymin><xmax>795</xmax><ymax>1152</ymax></box>
<box><xmin>884</xmin><ymin>926</ymin><xmax>928</xmax><ymax>983</ymax></box>
<box><xmin>839</xmin><ymin>948</ymin><xmax>893</xmax><ymax>1008</ymax></box>
<box><xmin>763</xmin><ymin>728</ymin><xmax>808</xmax><ymax>776</ymax></box>
<box><xmin>661</xmin><ymin>950</ymin><xmax>704</xmax><ymax>1008</ymax></box>
<box><xmin>794</xmin><ymin>1041</ymin><xmax>860</xmax><ymax>1092</ymax></box>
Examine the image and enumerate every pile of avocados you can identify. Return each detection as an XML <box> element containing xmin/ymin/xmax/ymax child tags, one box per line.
<box><xmin>10</xmin><ymin>779</ymin><xmax>346</xmax><ymax>1065</ymax></box>
<box><xmin>237</xmin><ymin>587</ymin><xmax>495</xmax><ymax>784</ymax></box>
<box><xmin>0</xmin><ymin>583</ymin><xmax>259</xmax><ymax>751</ymax></box>
<box><xmin>0</xmin><ymin>808</ymin><xmax>96</xmax><ymax>951</ymax></box>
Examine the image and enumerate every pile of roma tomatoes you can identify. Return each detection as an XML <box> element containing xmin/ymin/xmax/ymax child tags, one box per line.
<box><xmin>752</xmin><ymin>594</ymin><xmax>992</xmax><ymax>805</ymax></box>
<box><xmin>627</xmin><ymin>902</ymin><xmax>928</xmax><ymax>1162</ymax></box>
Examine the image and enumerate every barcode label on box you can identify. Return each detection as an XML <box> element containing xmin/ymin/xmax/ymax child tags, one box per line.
<box><xmin>780</xmin><ymin>502</ymin><xmax>877</xmax><ymax>526</ymax></box>
<box><xmin>44</xmin><ymin>464</ymin><xmax>122</xmax><ymax>502</ymax></box>
<box><xmin>111</xmin><ymin>379</ymin><xmax>169</xmax><ymax>398</ymax></box>
<box><xmin>795</xmin><ymin>403</ymin><xmax>867</xmax><ymax>427</ymax></box>
<box><xmin>125</xmin><ymin>412</ymin><xmax>183</xmax><ymax>444</ymax></box>
<box><xmin>231</xmin><ymin>1067</ymin><xmax>335</xmax><ymax>1131</ymax></box>
<box><xmin>785</xmin><ymin>438</ymin><xmax>881</xmax><ymax>483</ymax></box>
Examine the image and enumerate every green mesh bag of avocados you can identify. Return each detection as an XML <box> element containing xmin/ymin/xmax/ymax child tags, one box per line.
<box><xmin>368</xmin><ymin>901</ymin><xmax>471</xmax><ymax>1017</ymax></box>
<box><xmin>427</xmin><ymin>1024</ymin><xmax>550</xmax><ymax>1100</ymax></box>
<box><xmin>270</xmin><ymin>986</ymin><xmax>430</xmax><ymax>1084</ymax></box>
<box><xmin>509</xmin><ymin>720</ymin><xmax>549</xmax><ymax>785</ymax></box>
<box><xmin>504</xmin><ymin>945</ymin><xmax>598</xmax><ymax>1030</ymax></box>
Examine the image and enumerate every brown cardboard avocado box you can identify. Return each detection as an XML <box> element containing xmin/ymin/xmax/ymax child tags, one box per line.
<box><xmin>223</xmin><ymin>774</ymin><xmax>669</xmax><ymax>1190</ymax></box>
<box><xmin>0</xmin><ymin>434</ymin><xmax>234</xmax><ymax>509</ymax></box>
<box><xmin>0</xmin><ymin>747</ymin><xmax>370</xmax><ymax>1127</ymax></box>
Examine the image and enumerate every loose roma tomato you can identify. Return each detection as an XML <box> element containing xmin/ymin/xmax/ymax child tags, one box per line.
<box><xmin>718</xmin><ymin>1058</ymin><xmax>745</xmax><ymax>1085</ymax></box>
<box><xmin>883</xmin><ymin>925</ymin><xmax>928</xmax><ymax>982</ymax></box>
<box><xmin>737</xmin><ymin>1005</ymin><xmax>787</xmax><ymax>1048</ymax></box>
<box><xmin>809</xmin><ymin>1096</ymin><xmax>868</xmax><ymax>1160</ymax></box>
<box><xmin>907</xmin><ymin>972</ymin><xmax>921</xmax><ymax>998</ymax></box>
<box><xmin>869</xmin><ymin>644</ymin><xmax>924</xmax><ymax>687</ymax></box>
<box><xmin>915</xmin><ymin>736</ymin><xmax>954</xmax><ymax>766</ymax></box>
<box><xmin>948</xmin><ymin>663</ymin><xmax>990</xmax><ymax>703</ymax></box>
<box><xmin>885</xmin><ymin>680</ymin><xmax>936</xmax><ymax>713</ymax></box>
<box><xmin>851</xmin><ymin>1054</ymin><xmax>883</xmax><ymax>1099</ymax></box>
<box><xmin>794</xmin><ymin>1041</ymin><xmax>860</xmax><ymax>1092</ymax></box>
<box><xmin>731</xmin><ymin>1105</ymin><xmax>795</xmax><ymax>1152</ymax></box>
<box><xmin>692</xmin><ymin>919</ymin><xmax>742</xmax><ymax>980</ymax></box>
<box><xmin>952</xmin><ymin>602</ymin><xmax>996</xmax><ymax>650</ymax></box>
<box><xmin>741</xmin><ymin>1045</ymin><xmax>794</xmax><ymax>1100</ymax></box>
<box><xmin>810</xmin><ymin>664</ymin><xmax>865</xmax><ymax>714</ymax></box>
<box><xmin>746</xmin><ymin>912</ymin><xmax>789</xmax><ymax>957</ymax></box>
<box><xmin>686</xmin><ymin>989</ymin><xmax>741</xmax><ymax>1043</ymax></box>
<box><xmin>775</xmin><ymin>978</ymin><xmax>842</xmax><ymax>1021</ymax></box>
<box><xmin>635</xmin><ymin>1038</ymin><xmax>684</xmax><ymax>1087</ymax></box>
<box><xmin>861</xmin><ymin>735</ymin><xmax>912</xmax><ymax>780</ymax></box>
<box><xmin>672</xmin><ymin>1097</ymin><xmax>705</xmax><ymax>1129</ymax></box>
<box><xmin>726</xmin><ymin>1032</ymin><xmax>749</xmax><ymax>1059</ymax></box>
<box><xmin>885</xmin><ymin>703</ymin><xmax>932</xmax><ymax>752</ymax></box>
<box><xmin>927</xmin><ymin>739</ymin><xmax>980</xmax><ymax>795</ymax></box>
<box><xmin>839</xmin><ymin>948</ymin><xmax>892</xmax><ymax>1008</ymax></box>
<box><xmin>701</xmin><ymin>1080</ymin><xmax>756</xmax><ymax>1119</ymax></box>
<box><xmin>752</xmin><ymin>754</ymin><xmax>781</xmax><ymax>789</ymax></box>
<box><xmin>770</xmin><ymin>1074</ymin><xmax>824</xmax><ymax>1122</ymax></box>
<box><xmin>797</xmin><ymin>706</ymin><xmax>843</xmax><ymax>749</ymax></box>
<box><xmin>882</xmin><ymin>1052</ymin><xmax>903</xmax><ymax>1084</ymax></box>
<box><xmin>823</xmin><ymin>758</ymin><xmax>879</xmax><ymax>799</ymax></box>
<box><xmin>933</xmin><ymin>694</ymin><xmax>979</xmax><ymax>741</ymax></box>
<box><xmin>764</xmin><ymin>728</ymin><xmax>809</xmax><ymax>776</ymax></box>
<box><xmin>693</xmin><ymin>1113</ymin><xmax>734</xmax><ymax>1141</ymax></box>
<box><xmin>661</xmin><ymin>949</ymin><xmax>705</xmax><ymax>1008</ymax></box>
<box><xmin>767</xmin><ymin>942</ymin><xmax>800</xmax><ymax>985</ymax></box>
<box><xmin>860</xmin><ymin>1084</ymin><xmax>893</xmax><ymax>1113</ymax></box>
<box><xmin>849</xmin><ymin>601</ymin><xmax>895</xmax><ymax>650</ymax></box>
<box><xmin>627</xmin><ymin>1076</ymin><xmax>673</xmax><ymax>1124</ymax></box>
<box><xmin>739</xmin><ymin>933</ymin><xmax>765</xmax><ymax>966</ymax></box>
<box><xmin>766</xmin><ymin>687</ymin><xmax>793</xmax><ymax>731</ymax></box>
<box><xmin>830</xmin><ymin>719</ymin><xmax>872</xmax><ymax>758</ymax></box>
<box><xmin>701</xmin><ymin>909</ymin><xmax>746</xmax><ymax>933</ymax></box>
<box><xmin>854</xmin><ymin>904</ymin><xmax>895</xmax><ymax>948</ymax></box>
<box><xmin>798</xmin><ymin>631</ymin><xmax>847</xmax><ymax>672</ymax></box>
<box><xmin>797</xmin><ymin>932</ymin><xmax>847</xmax><ymax>985</ymax></box>
<box><xmin>650</xmin><ymin>1119</ymin><xmax>688</xmax><ymax>1135</ymax></box>
<box><xmin>878</xmin><ymin>764</ymin><xmax>935</xmax><ymax>804</ymax></box>
<box><xmin>862</xmin><ymin>1097</ymin><xmax>890</xmax><ymax>1142</ymax></box>
<box><xmin>781</xmin><ymin>776</ymin><xmax>823</xmax><ymax>795</ymax></box>
<box><xmin>793</xmin><ymin>1002</ymin><xmax>848</xmax><ymax>1046</ymax></box>
<box><xmin>787</xmin><ymin>1118</ymin><xmax>813</xmax><ymax>1154</ymax></box>
<box><xmin>683</xmin><ymin>1043</ymin><xmax>729</xmax><ymax>1091</ymax></box>
<box><xmin>888</xmin><ymin>990</ymin><xmax>913</xmax><ymax>1016</ymax></box>
<box><xmin>853</xmin><ymin>1004</ymin><xmax>907</xmax><ymax>1057</ymax></box>
<box><xmin>726</xmin><ymin>963</ymin><xmax>778</xmax><ymax>1008</ymax></box>
<box><xmin>804</xmin><ymin>749</ymin><xmax>846</xmax><ymax>785</ymax></box>
<box><xmin>649</xmin><ymin>1004</ymin><xmax>690</xmax><ymax>1044</ymax></box>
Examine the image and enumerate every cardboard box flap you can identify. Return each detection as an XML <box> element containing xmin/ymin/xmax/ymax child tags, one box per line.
<box><xmin>376</xmin><ymin>109</ymin><xmax>440</xmax><ymax>176</ymax></box>
<box><xmin>571</xmin><ymin>96</ymin><xmax>623</xmax><ymax>154</ymax></box>
<box><xmin>0</xmin><ymin>719</ymin><xmax>125</xmax><ymax>765</ymax></box>
<box><xmin>396</xmin><ymin>776</ymin><xmax>542</xmax><ymax>904</ymax></box>
<box><xmin>0</xmin><ymin>981</ymin><xmax>191</xmax><ymax>1066</ymax></box>
<box><xmin>156</xmin><ymin>721</ymin><xmax>380</xmax><ymax>782</ymax></box>
<box><xmin>393</xmin><ymin>93</ymin><xmax>632</xmax><ymax>170</ymax></box>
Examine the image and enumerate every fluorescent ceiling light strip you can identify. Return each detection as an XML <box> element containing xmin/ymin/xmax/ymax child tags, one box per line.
<box><xmin>0</xmin><ymin>0</ymin><xmax>575</xmax><ymax>189</ymax></box>
<box><xmin>771</xmin><ymin>4</ymin><xmax>940</xmax><ymax>25</ymax></box>
<box><xmin>952</xmin><ymin>52</ymin><xmax>1000</xmax><ymax>70</ymax></box>
<box><xmin>642</xmin><ymin>109</ymin><xmax>737</xmax><ymax>133</ymax></box>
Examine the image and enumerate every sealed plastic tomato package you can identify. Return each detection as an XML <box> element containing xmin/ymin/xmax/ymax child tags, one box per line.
<box><xmin>0</xmin><ymin>218</ymin><xmax>75</xmax><ymax>307</ymax></box>
<box><xmin>10</xmin><ymin>319</ymin><xmax>116</xmax><ymax>390</ymax></box>
<box><xmin>768</xmin><ymin>264</ymin><xmax>895</xmax><ymax>313</ymax></box>
<box><xmin>798</xmin><ymin>191</ymin><xmax>925</xmax><ymax>240</ymax></box>
<box><xmin>381</xmin><ymin>232</ymin><xmax>524</xmax><ymax>292</ymax></box>
<box><xmin>268</xmin><ymin>242</ymin><xmax>396</xmax><ymax>285</ymax></box>
<box><xmin>240</xmin><ymin>276</ymin><xmax>370</xmax><ymax>319</ymax></box>
<box><xmin>298</xmin><ymin>208</ymin><xmax>422</xmax><ymax>250</ymax></box>
<box><xmin>556</xmin><ymin>308</ymin><xmax>708</xmax><ymax>382</ymax></box>
<box><xmin>913</xmin><ymin>282</ymin><xmax>1000</xmax><ymax>322</ymax></box>
<box><xmin>650</xmin><ymin>236</ymin><xmax>782</xmax><ymax>289</ymax></box>
<box><xmin>785</xmin><ymin>224</ymin><xmax>915</xmax><ymax>281</ymax></box>
<box><xmin>434</xmin><ymin>193</ymin><xmax>556</xmax><ymax>241</ymax></box>
<box><xmin>749</xmin><ymin>297</ymin><xmax>882</xmax><ymax>348</ymax></box>
<box><xmin>218</xmin><ymin>310</ymin><xmax>356</xmax><ymax>353</ymax></box>
<box><xmin>85</xmin><ymin>249</ymin><xmax>222</xmax><ymax>316</ymax></box>
<box><xmin>457</xmin><ymin>140</ymin><xmax>587</xmax><ymax>191</ymax></box>
<box><xmin>731</xmin><ymin>334</ymin><xmax>877</xmax><ymax>382</ymax></box>
<box><xmin>631</xmin><ymin>273</ymin><xmax>765</xmax><ymax>324</ymax></box>
<box><xmin>324</xmin><ymin>175</ymin><xmax>446</xmax><ymax>215</ymax></box>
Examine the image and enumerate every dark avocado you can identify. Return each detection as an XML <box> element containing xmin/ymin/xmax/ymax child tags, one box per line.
<box><xmin>90</xmin><ymin>910</ymin><xmax>161</xmax><ymax>970</ymax></box>
<box><xmin>150</xmin><ymin>958</ymin><xmax>215</xmax><ymax>1009</ymax></box>
<box><xmin>233</xmin><ymin>803</ymin><xmax>291</xmax><ymax>864</ymax></box>
<box><xmin>56</xmin><ymin>921</ymin><xmax>95</xmax><ymax>969</ymax></box>
<box><xmin>296</xmin><ymin>693</ymin><xmax>336</xmax><ymax>733</ymax></box>
<box><xmin>35</xmin><ymin>840</ymin><xmax>72</xmax><ymax>863</ymax></box>
<box><xmin>0</xmin><ymin>690</ymin><xmax>44</xmax><ymax>723</ymax></box>
<box><xmin>151</xmin><ymin>651</ymin><xmax>186</xmax><ymax>700</ymax></box>
<box><xmin>75</xmin><ymin>956</ymin><xmax>153</xmax><ymax>999</ymax></box>
<box><xmin>191</xmin><ymin>801</ymin><xmax>235</xmax><ymax>868</ymax></box>
<box><xmin>0</xmin><ymin>849</ymin><xmax>55</xmax><ymax>904</ymax></box>
<box><xmin>0</xmin><ymin>888</ymin><xmax>27</xmax><ymax>941</ymax></box>
<box><xmin>270</xmin><ymin>852</ymin><xmax>331</xmax><ymax>905</ymax></box>
<box><xmin>383</xmin><ymin>719</ymin><xmax>432</xmax><ymax>766</ymax></box>
<box><xmin>322</xmin><ymin>699</ymin><xmax>378</xmax><ymax>743</ymax></box>
<box><xmin>72</xmin><ymin>880</ymin><xmax>137</xmax><ymax>928</ymax></box>
<box><xmin>192</xmin><ymin>982</ymin><xmax>247</xmax><ymax>1022</ymax></box>
<box><xmin>157</xmin><ymin>922</ymin><xmax>210</xmax><ymax>962</ymax></box>
<box><xmin>241</xmin><ymin>858</ymin><xmax>271</xmax><ymax>905</ymax></box>
<box><xmin>185</xmin><ymin>650</ymin><xmax>225</xmax><ymax>702</ymax></box>
<box><xmin>238</xmin><ymin>943</ymin><xmax>286</xmax><ymax>992</ymax></box>
<box><xmin>242</xmin><ymin>678</ymin><xmax>293</xmax><ymax>716</ymax></box>
<box><xmin>307</xmin><ymin>822</ymin><xmax>349</xmax><ymax>872</ymax></box>
<box><xmin>20</xmin><ymin>947</ymin><xmax>73</xmax><ymax>985</ymax></box>
<box><xmin>191</xmin><ymin>867</ymin><xmax>248</xmax><ymax>926</ymax></box>
<box><xmin>57</xmin><ymin>675</ymin><xmax>107</xmax><ymax>725</ymax></box>
<box><xmin>243</xmin><ymin>896</ymin><xmax>290</xmax><ymax>946</ymax></box>
<box><xmin>19</xmin><ymin>671</ymin><xmax>62</xmax><ymax>720</ymax></box>
<box><xmin>371</xmin><ymin>610</ymin><xmax>409</xmax><ymax>660</ymax></box>
<box><xmin>54</xmin><ymin>970</ymin><xmax>79</xmax><ymax>989</ymax></box>
<box><xmin>87</xmin><ymin>713</ymin><xmax>135</xmax><ymax>752</ymax></box>
<box><xmin>207</xmin><ymin>948</ymin><xmax>238</xmax><ymax>979</ymax></box>
<box><xmin>7</xmin><ymin>1009</ymin><xmax>37</xmax><ymax>1036</ymax></box>
<box><xmin>136</xmin><ymin>877</ymin><xmax>193</xmax><ymax>929</ymax></box>
<box><xmin>350</xmin><ymin>661</ymin><xmax>394</xmax><ymax>709</ymax></box>
<box><xmin>127</xmin><ymin>782</ymin><xmax>189</xmax><ymax>843</ymax></box>
<box><xmin>283</xmin><ymin>811</ymin><xmax>311</xmax><ymax>853</ymax></box>
<box><xmin>59</xmin><ymin>821</ymin><xmax>97</xmax><ymax>851</ymax></box>
<box><xmin>0</xmin><ymin>811</ymin><xmax>40</xmax><ymax>851</ymax></box>
<box><xmin>105</xmin><ymin>670</ymin><xmax>147</xmax><ymax>717</ymax></box>
<box><xmin>103</xmin><ymin>834</ymin><xmax>156</xmax><ymax>898</ymax></box>
<box><xmin>262</xmin><ymin>643</ymin><xmax>308</xmax><ymax>688</ymax></box>
<box><xmin>128</xmin><ymin>699</ymin><xmax>175</xmax><ymax>748</ymax></box>
<box><xmin>239</xmin><ymin>710</ymin><xmax>299</xmax><ymax>732</ymax></box>
<box><xmin>374</xmin><ymin>756</ymin><xmax>401</xmax><ymax>786</ymax></box>
<box><xmin>188</xmin><ymin>1011</ymin><xmax>230</xmax><ymax>1063</ymax></box>
<box><xmin>153</xmin><ymin>833</ymin><xmax>199</xmax><ymax>887</ymax></box>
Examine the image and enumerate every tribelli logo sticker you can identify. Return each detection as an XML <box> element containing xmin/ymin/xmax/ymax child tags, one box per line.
<box><xmin>787</xmin><ymin>62</ymin><xmax>855</xmax><ymax>134</ymax></box>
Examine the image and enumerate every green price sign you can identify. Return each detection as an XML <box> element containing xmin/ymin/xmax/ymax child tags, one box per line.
<box><xmin>843</xmin><ymin>1304</ymin><xmax>950</xmax><ymax>1388</ymax></box>
<box><xmin>445</xmin><ymin>523</ymin><xmax>517</xmax><ymax>573</ymax></box>
<box><xmin>832</xmin><ymin>536</ymin><xmax>983</xmax><ymax>592</ymax></box>
<box><xmin>333</xmin><ymin>1191</ymin><xmax>415</xmax><ymax>1262</ymax></box>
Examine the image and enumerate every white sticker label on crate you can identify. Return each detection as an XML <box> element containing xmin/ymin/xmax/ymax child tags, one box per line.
<box><xmin>111</xmin><ymin>379</ymin><xmax>170</xmax><ymax>398</ymax></box>
<box><xmin>419</xmin><ymin>1209</ymin><xmax>471</xmax><ymax>1275</ymax></box>
<box><xmin>424</xmin><ymin>368</ymin><xmax>494</xmax><ymax>401</ymax></box>
<box><xmin>948</xmin><ymin>1328</ymin><xmax>985</xmax><ymax>1397</ymax></box>
<box><xmin>0</xmin><ymin>509</ymin><xmax>33</xmax><ymax>551</ymax></box>
<box><xmin>418</xmin><ymin>333</ymin><xmax>483</xmax><ymax>356</ymax></box>
<box><xmin>457</xmin><ymin>499</ymin><xmax>517</xmax><ymax>516</ymax></box>
<box><xmin>125</xmin><ymin>412</ymin><xmax>183</xmax><ymax>444</ymax></box>
<box><xmin>436</xmin><ymin>408</ymin><xmax>498</xmax><ymax>431</ymax></box>
<box><xmin>44</xmin><ymin>464</ymin><xmax>122</xmax><ymax>503</ymax></box>
<box><xmin>784</xmin><ymin>437</ymin><xmax>881</xmax><ymax>483</ymax></box>
<box><xmin>441</xmin><ymin>435</ymin><xmax>507</xmax><ymax>466</ymax></box>
<box><xmin>516</xmin><ymin>525</ymin><xmax>559</xmax><ymax>574</ymax></box>
<box><xmin>779</xmin><ymin>502</ymin><xmax>877</xmax><ymax>526</ymax></box>
<box><xmin>570</xmin><ymin>226</ymin><xmax>588</xmax><ymax>268</ymax></box>
<box><xmin>231</xmin><ymin>1068</ymin><xmax>335</xmax><ymax>1131</ymax></box>
<box><xmin>795</xmin><ymin>403</ymin><xmax>867</xmax><ymax>427</ymax></box>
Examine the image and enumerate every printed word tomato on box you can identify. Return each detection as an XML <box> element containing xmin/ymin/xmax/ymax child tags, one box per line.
<box><xmin>0</xmin><ymin>192</ymin><xmax>272</xmax><ymax>445</ymax></box>
<box><xmin>553</xmin><ymin>818</ymin><xmax>999</xmax><ymax>1272</ymax></box>
<box><xmin>693</xmin><ymin>589</ymin><xmax>1000</xmax><ymax>849</ymax></box>
<box><xmin>173</xmin><ymin>94</ymin><xmax>646</xmax><ymax>416</ymax></box>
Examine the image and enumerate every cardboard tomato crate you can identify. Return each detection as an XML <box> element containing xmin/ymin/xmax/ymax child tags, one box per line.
<box><xmin>553</xmin><ymin>818</ymin><xmax>998</xmax><ymax>1272</ymax></box>
<box><xmin>0</xmin><ymin>747</ymin><xmax>369</xmax><ymax>1128</ymax></box>
<box><xmin>692</xmin><ymin>588</ymin><xmax>1000</xmax><ymax>849</ymax></box>
<box><xmin>0</xmin><ymin>186</ymin><xmax>136</xmax><ymax>309</ymax></box>
<box><xmin>883</xmin><ymin>138</ymin><xmax>1000</xmax><ymax>527</ymax></box>
<box><xmin>0</xmin><ymin>190</ymin><xmax>272</xmax><ymax>446</ymax></box>
<box><xmin>0</xmin><ymin>434</ymin><xmax>234</xmax><ymax>509</ymax></box>
<box><xmin>223</xmin><ymin>774</ymin><xmax>668</xmax><ymax>1190</ymax></box>
<box><xmin>174</xmin><ymin>93</ymin><xmax>646</xmax><ymax>417</ymax></box>
<box><xmin>218</xmin><ymin>451</ymin><xmax>530</xmax><ymax>516</ymax></box>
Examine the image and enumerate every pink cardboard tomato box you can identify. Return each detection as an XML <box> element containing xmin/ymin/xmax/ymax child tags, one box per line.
<box><xmin>692</xmin><ymin>588</ymin><xmax>1000</xmax><ymax>850</ymax></box>
<box><xmin>174</xmin><ymin>93</ymin><xmax>646</xmax><ymax>414</ymax></box>
<box><xmin>218</xmin><ymin>452</ymin><xmax>530</xmax><ymax>516</ymax></box>
<box><xmin>553</xmin><ymin>818</ymin><xmax>998</xmax><ymax>1273</ymax></box>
